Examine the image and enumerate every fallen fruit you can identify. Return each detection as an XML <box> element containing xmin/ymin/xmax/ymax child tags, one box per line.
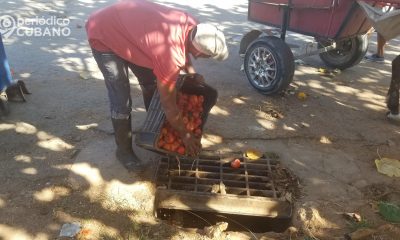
<box><xmin>297</xmin><ymin>92</ymin><xmax>307</xmax><ymax>100</ymax></box>
<box><xmin>231</xmin><ymin>159</ymin><xmax>241</xmax><ymax>169</ymax></box>
<box><xmin>245</xmin><ymin>148</ymin><xmax>262</xmax><ymax>160</ymax></box>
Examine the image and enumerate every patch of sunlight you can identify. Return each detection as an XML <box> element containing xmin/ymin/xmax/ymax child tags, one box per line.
<box><xmin>34</xmin><ymin>188</ymin><xmax>55</xmax><ymax>202</ymax></box>
<box><xmin>283</xmin><ymin>124</ymin><xmax>296</xmax><ymax>131</ymax></box>
<box><xmin>21</xmin><ymin>167</ymin><xmax>37</xmax><ymax>175</ymax></box>
<box><xmin>320</xmin><ymin>136</ymin><xmax>332</xmax><ymax>144</ymax></box>
<box><xmin>34</xmin><ymin>186</ymin><xmax>70</xmax><ymax>202</ymax></box>
<box><xmin>37</xmin><ymin>131</ymin><xmax>73</xmax><ymax>151</ymax></box>
<box><xmin>309</xmin><ymin>178</ymin><xmax>330</xmax><ymax>185</ymax></box>
<box><xmin>292</xmin><ymin>158</ymin><xmax>306</xmax><ymax>167</ymax></box>
<box><xmin>79</xmin><ymin>220</ymin><xmax>119</xmax><ymax>240</ymax></box>
<box><xmin>71</xmin><ymin>163</ymin><xmax>104</xmax><ymax>187</ymax></box>
<box><xmin>334</xmin><ymin>85</ymin><xmax>356</xmax><ymax>94</ymax></box>
<box><xmin>79</xmin><ymin>0</ymin><xmax>97</xmax><ymax>4</ymax></box>
<box><xmin>218</xmin><ymin>147</ymin><xmax>236</xmax><ymax>152</ymax></box>
<box><xmin>232</xmin><ymin>97</ymin><xmax>245</xmax><ymax>104</ymax></box>
<box><xmin>15</xmin><ymin>122</ymin><xmax>37</xmax><ymax>134</ymax></box>
<box><xmin>158</xmin><ymin>0</ymin><xmax>247</xmax><ymax>10</ymax></box>
<box><xmin>298</xmin><ymin>205</ymin><xmax>340</xmax><ymax>229</ymax></box>
<box><xmin>0</xmin><ymin>198</ymin><xmax>5</xmax><ymax>207</ymax></box>
<box><xmin>210</xmin><ymin>106</ymin><xmax>229</xmax><ymax>116</ymax></box>
<box><xmin>202</xmin><ymin>134</ymin><xmax>223</xmax><ymax>148</ymax></box>
<box><xmin>20</xmin><ymin>72</ymin><xmax>31</xmax><ymax>78</ymax></box>
<box><xmin>76</xmin><ymin>123</ymin><xmax>98</xmax><ymax>130</ymax></box>
<box><xmin>132</xmin><ymin>107</ymin><xmax>146</xmax><ymax>112</ymax></box>
<box><xmin>53</xmin><ymin>164</ymin><xmax>72</xmax><ymax>170</ymax></box>
<box><xmin>335</xmin><ymin>100</ymin><xmax>359</xmax><ymax>111</ymax></box>
<box><xmin>0</xmin><ymin>123</ymin><xmax>14</xmax><ymax>132</ymax></box>
<box><xmin>14</xmin><ymin>155</ymin><xmax>31</xmax><ymax>163</ymax></box>
<box><xmin>47</xmin><ymin>223</ymin><xmax>60</xmax><ymax>231</ymax></box>
<box><xmin>363</xmin><ymin>103</ymin><xmax>385</xmax><ymax>111</ymax></box>
<box><xmin>0</xmin><ymin>224</ymin><xmax>48</xmax><ymax>240</ymax></box>
<box><xmin>359</xmin><ymin>74</ymin><xmax>389</xmax><ymax>83</ymax></box>
<box><xmin>235</xmin><ymin>142</ymin><xmax>245</xmax><ymax>148</ymax></box>
<box><xmin>308</xmin><ymin>80</ymin><xmax>326</xmax><ymax>90</ymax></box>
<box><xmin>256</xmin><ymin>119</ymin><xmax>276</xmax><ymax>130</ymax></box>
<box><xmin>102</xmin><ymin>181</ymin><xmax>154</xmax><ymax>212</ymax></box>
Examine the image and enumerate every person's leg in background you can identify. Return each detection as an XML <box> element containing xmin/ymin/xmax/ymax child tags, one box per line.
<box><xmin>92</xmin><ymin>49</ymin><xmax>143</xmax><ymax>171</ymax></box>
<box><xmin>0</xmin><ymin>33</ymin><xmax>14</xmax><ymax>116</ymax></box>
<box><xmin>376</xmin><ymin>33</ymin><xmax>387</xmax><ymax>58</ymax></box>
<box><xmin>386</xmin><ymin>55</ymin><xmax>400</xmax><ymax>122</ymax></box>
<box><xmin>365</xmin><ymin>33</ymin><xmax>386</xmax><ymax>62</ymax></box>
<box><xmin>365</xmin><ymin>5</ymin><xmax>394</xmax><ymax>63</ymax></box>
<box><xmin>128</xmin><ymin>63</ymin><xmax>157</xmax><ymax>111</ymax></box>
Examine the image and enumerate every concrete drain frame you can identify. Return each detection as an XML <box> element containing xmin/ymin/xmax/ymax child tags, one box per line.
<box><xmin>154</xmin><ymin>151</ymin><xmax>294</xmax><ymax>227</ymax></box>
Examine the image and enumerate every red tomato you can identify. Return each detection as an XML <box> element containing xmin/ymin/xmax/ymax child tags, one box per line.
<box><xmin>198</xmin><ymin>95</ymin><xmax>204</xmax><ymax>104</ymax></box>
<box><xmin>161</xmin><ymin>127</ymin><xmax>168</xmax><ymax>136</ymax></box>
<box><xmin>231</xmin><ymin>159</ymin><xmax>241</xmax><ymax>169</ymax></box>
<box><xmin>171</xmin><ymin>142</ymin><xmax>180</xmax><ymax>151</ymax></box>
<box><xmin>177</xmin><ymin>146</ymin><xmax>185</xmax><ymax>155</ymax></box>
<box><xmin>193</xmin><ymin>111</ymin><xmax>200</xmax><ymax>118</ymax></box>
<box><xmin>158</xmin><ymin>139</ymin><xmax>165</xmax><ymax>148</ymax></box>
<box><xmin>188</xmin><ymin>95</ymin><xmax>197</xmax><ymax>104</ymax></box>
<box><xmin>194</xmin><ymin>118</ymin><xmax>202</xmax><ymax>127</ymax></box>
<box><xmin>194</xmin><ymin>128</ymin><xmax>202</xmax><ymax>137</ymax></box>
<box><xmin>166</xmin><ymin>134</ymin><xmax>175</xmax><ymax>144</ymax></box>
<box><xmin>182</xmin><ymin>116</ymin><xmax>189</xmax><ymax>124</ymax></box>
<box><xmin>163</xmin><ymin>144</ymin><xmax>172</xmax><ymax>151</ymax></box>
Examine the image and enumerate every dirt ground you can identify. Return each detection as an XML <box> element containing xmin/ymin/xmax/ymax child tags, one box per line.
<box><xmin>1</xmin><ymin>0</ymin><xmax>400</xmax><ymax>239</ymax></box>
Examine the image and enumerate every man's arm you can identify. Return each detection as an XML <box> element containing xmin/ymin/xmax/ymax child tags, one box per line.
<box><xmin>184</xmin><ymin>53</ymin><xmax>196</xmax><ymax>74</ymax></box>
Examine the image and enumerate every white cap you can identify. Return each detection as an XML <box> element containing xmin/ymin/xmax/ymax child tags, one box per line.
<box><xmin>190</xmin><ymin>23</ymin><xmax>229</xmax><ymax>61</ymax></box>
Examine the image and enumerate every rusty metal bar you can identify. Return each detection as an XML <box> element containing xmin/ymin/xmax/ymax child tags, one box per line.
<box><xmin>195</xmin><ymin>159</ymin><xmax>199</xmax><ymax>192</ymax></box>
<box><xmin>155</xmin><ymin>189</ymin><xmax>292</xmax><ymax>218</ymax></box>
<box><xmin>167</xmin><ymin>169</ymin><xmax>271</xmax><ymax>182</ymax></box>
<box><xmin>266</xmin><ymin>158</ymin><xmax>277</xmax><ymax>198</ymax></box>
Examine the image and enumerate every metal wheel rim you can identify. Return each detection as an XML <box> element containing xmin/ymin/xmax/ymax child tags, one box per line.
<box><xmin>247</xmin><ymin>46</ymin><xmax>277</xmax><ymax>89</ymax></box>
<box><xmin>326</xmin><ymin>38</ymin><xmax>355</xmax><ymax>60</ymax></box>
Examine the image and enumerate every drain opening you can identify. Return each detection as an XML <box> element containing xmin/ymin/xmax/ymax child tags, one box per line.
<box><xmin>157</xmin><ymin>209</ymin><xmax>292</xmax><ymax>233</ymax></box>
<box><xmin>154</xmin><ymin>152</ymin><xmax>299</xmax><ymax>233</ymax></box>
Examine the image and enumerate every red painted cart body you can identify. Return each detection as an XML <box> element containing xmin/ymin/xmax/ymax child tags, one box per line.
<box><xmin>248</xmin><ymin>0</ymin><xmax>400</xmax><ymax>40</ymax></box>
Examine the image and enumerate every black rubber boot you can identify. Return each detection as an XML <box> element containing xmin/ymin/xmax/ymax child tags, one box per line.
<box><xmin>111</xmin><ymin>117</ymin><xmax>143</xmax><ymax>172</ymax></box>
<box><xmin>6</xmin><ymin>80</ymin><xmax>31</xmax><ymax>102</ymax></box>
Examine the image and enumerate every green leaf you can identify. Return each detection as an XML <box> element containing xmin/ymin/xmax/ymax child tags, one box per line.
<box><xmin>378</xmin><ymin>202</ymin><xmax>400</xmax><ymax>223</ymax></box>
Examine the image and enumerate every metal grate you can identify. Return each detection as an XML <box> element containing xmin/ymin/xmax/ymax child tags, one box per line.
<box><xmin>154</xmin><ymin>152</ymin><xmax>293</xmax><ymax>218</ymax></box>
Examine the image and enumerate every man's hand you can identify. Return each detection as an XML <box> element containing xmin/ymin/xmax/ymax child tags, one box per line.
<box><xmin>185</xmin><ymin>73</ymin><xmax>205</xmax><ymax>84</ymax></box>
<box><xmin>180</xmin><ymin>131</ymin><xmax>201</xmax><ymax>156</ymax></box>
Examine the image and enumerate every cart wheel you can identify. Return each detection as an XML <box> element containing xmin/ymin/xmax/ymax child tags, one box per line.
<box><xmin>318</xmin><ymin>34</ymin><xmax>368</xmax><ymax>70</ymax></box>
<box><xmin>244</xmin><ymin>36</ymin><xmax>294</xmax><ymax>95</ymax></box>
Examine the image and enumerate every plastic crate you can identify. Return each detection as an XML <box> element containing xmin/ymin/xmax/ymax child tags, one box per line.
<box><xmin>135</xmin><ymin>74</ymin><xmax>218</xmax><ymax>155</ymax></box>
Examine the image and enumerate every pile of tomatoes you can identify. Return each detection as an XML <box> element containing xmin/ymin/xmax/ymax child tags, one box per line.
<box><xmin>157</xmin><ymin>92</ymin><xmax>205</xmax><ymax>155</ymax></box>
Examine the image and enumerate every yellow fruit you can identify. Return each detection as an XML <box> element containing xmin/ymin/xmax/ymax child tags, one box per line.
<box><xmin>297</xmin><ymin>92</ymin><xmax>307</xmax><ymax>100</ymax></box>
<box><xmin>245</xmin><ymin>149</ymin><xmax>262</xmax><ymax>160</ymax></box>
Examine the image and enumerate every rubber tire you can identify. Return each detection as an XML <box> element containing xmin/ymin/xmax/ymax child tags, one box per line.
<box><xmin>244</xmin><ymin>36</ymin><xmax>295</xmax><ymax>95</ymax></box>
<box><xmin>319</xmin><ymin>35</ymin><xmax>368</xmax><ymax>70</ymax></box>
